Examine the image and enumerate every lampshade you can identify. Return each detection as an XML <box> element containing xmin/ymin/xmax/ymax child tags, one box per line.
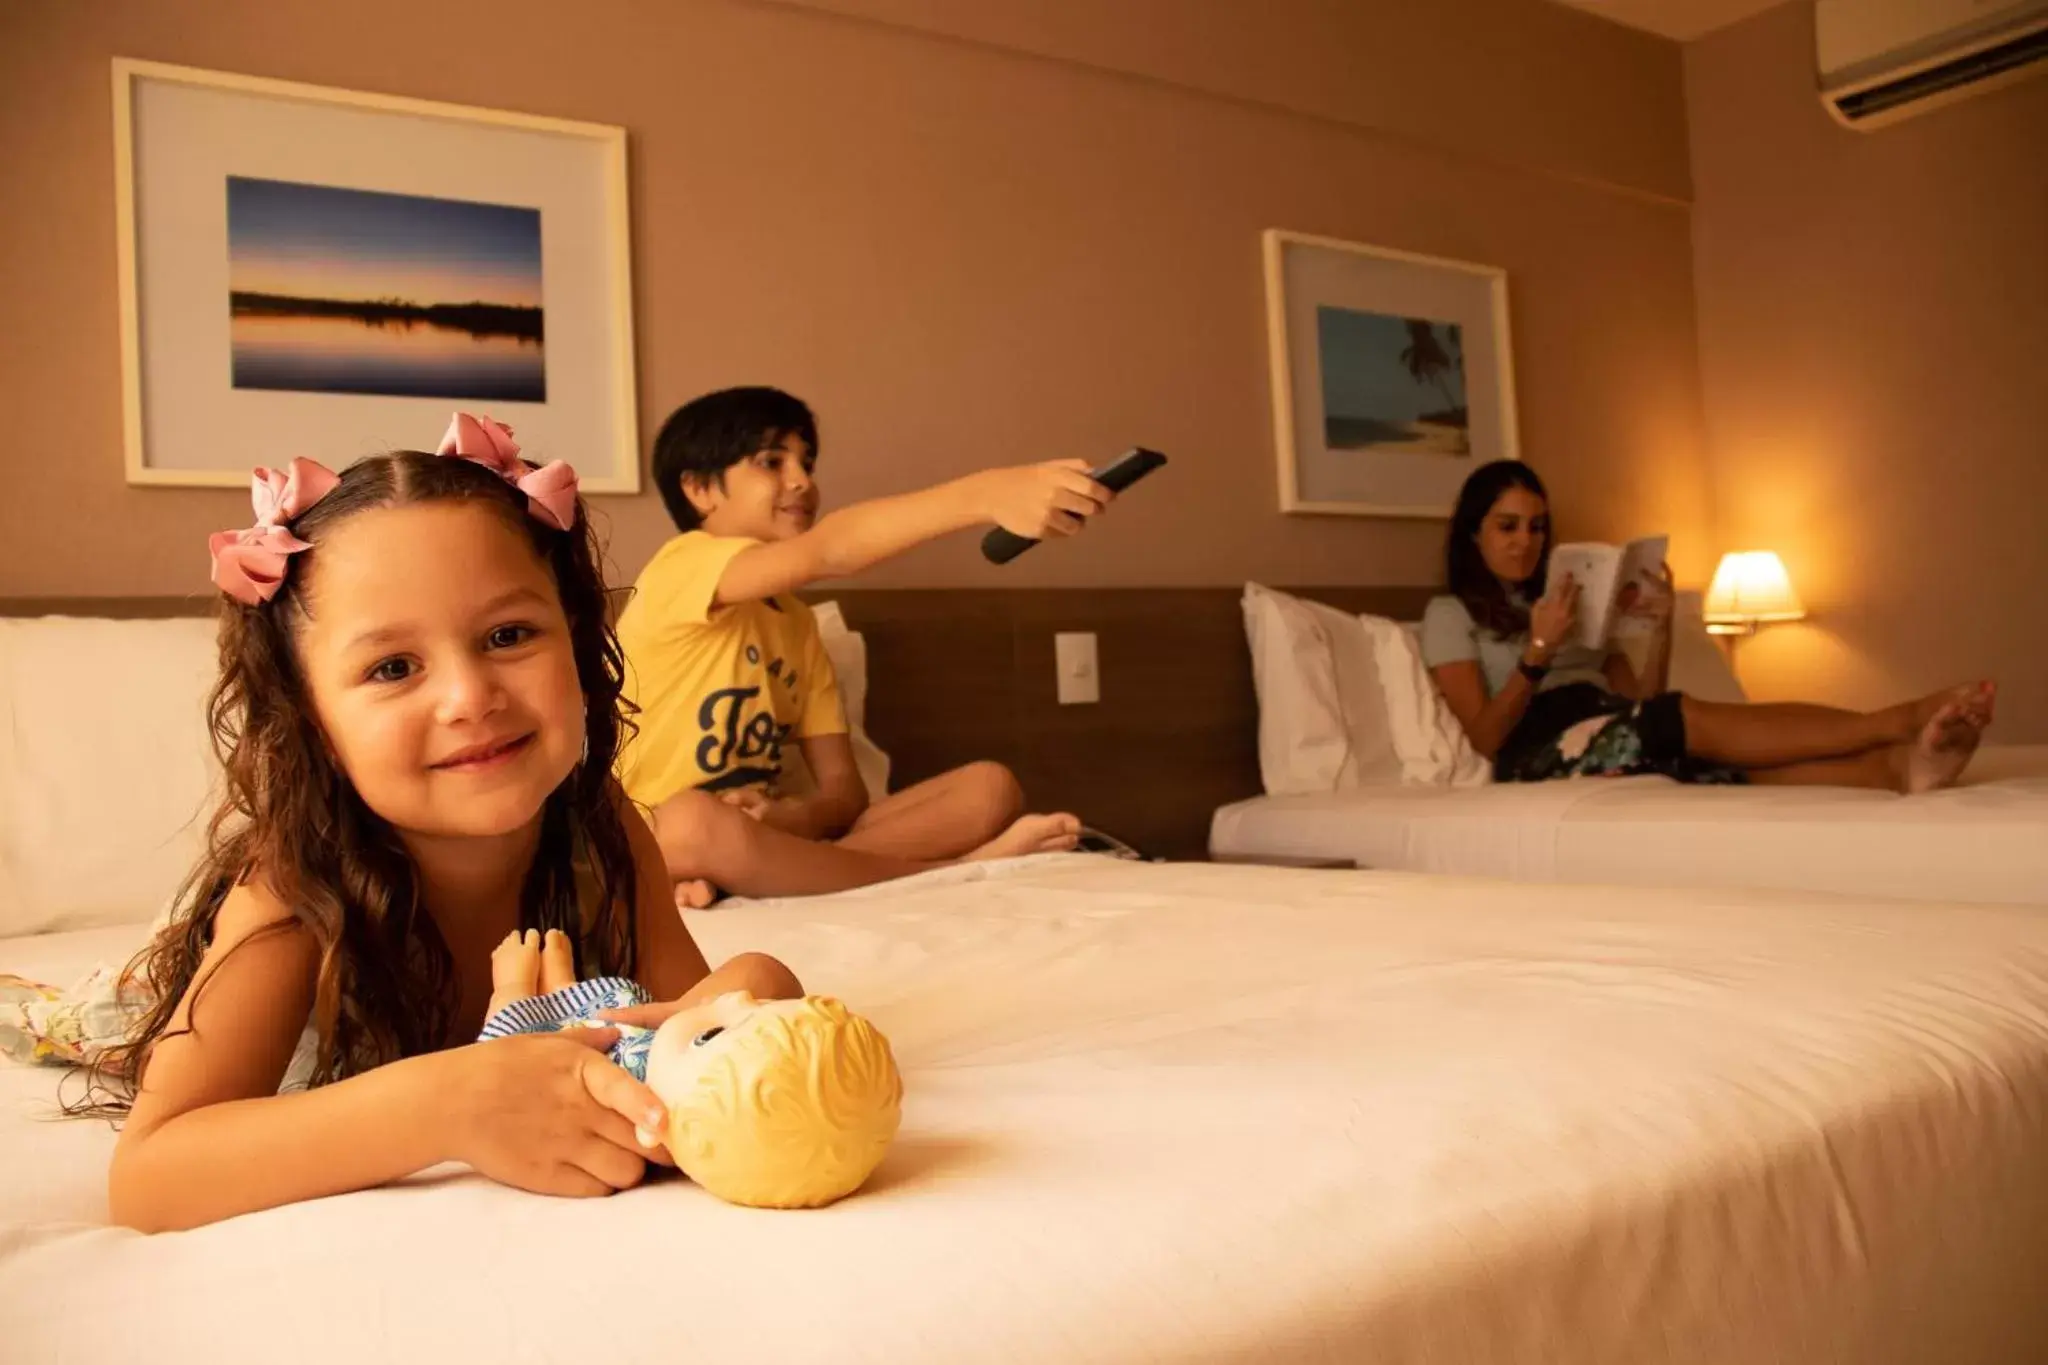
<box><xmin>1704</xmin><ymin>551</ymin><xmax>1806</xmax><ymax>632</ymax></box>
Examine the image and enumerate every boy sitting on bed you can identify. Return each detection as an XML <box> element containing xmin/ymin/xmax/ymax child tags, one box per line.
<box><xmin>618</xmin><ymin>386</ymin><xmax>1110</xmax><ymax>906</ymax></box>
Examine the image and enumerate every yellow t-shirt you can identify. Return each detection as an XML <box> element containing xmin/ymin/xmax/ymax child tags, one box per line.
<box><xmin>615</xmin><ymin>532</ymin><xmax>848</xmax><ymax>806</ymax></box>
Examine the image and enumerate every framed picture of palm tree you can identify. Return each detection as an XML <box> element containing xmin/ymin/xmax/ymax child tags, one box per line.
<box><xmin>1262</xmin><ymin>230</ymin><xmax>1519</xmax><ymax>517</ymax></box>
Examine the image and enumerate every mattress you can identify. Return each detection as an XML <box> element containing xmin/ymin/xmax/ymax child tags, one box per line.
<box><xmin>6</xmin><ymin>856</ymin><xmax>2048</xmax><ymax>1363</ymax></box>
<box><xmin>1211</xmin><ymin>744</ymin><xmax>2048</xmax><ymax>905</ymax></box>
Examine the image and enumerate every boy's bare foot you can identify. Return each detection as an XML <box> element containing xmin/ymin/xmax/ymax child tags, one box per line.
<box><xmin>1900</xmin><ymin>698</ymin><xmax>1987</xmax><ymax>794</ymax></box>
<box><xmin>966</xmin><ymin>812</ymin><xmax>1083</xmax><ymax>862</ymax></box>
<box><xmin>487</xmin><ymin>929</ymin><xmax>541</xmax><ymax>1018</ymax></box>
<box><xmin>537</xmin><ymin>928</ymin><xmax>577</xmax><ymax>995</ymax></box>
<box><xmin>674</xmin><ymin>878</ymin><xmax>718</xmax><ymax>911</ymax></box>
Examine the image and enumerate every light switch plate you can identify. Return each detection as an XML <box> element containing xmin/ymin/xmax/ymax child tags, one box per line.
<box><xmin>1054</xmin><ymin>632</ymin><xmax>1099</xmax><ymax>705</ymax></box>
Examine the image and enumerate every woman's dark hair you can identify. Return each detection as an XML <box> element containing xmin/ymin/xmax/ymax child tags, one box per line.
<box><xmin>77</xmin><ymin>451</ymin><xmax>637</xmax><ymax>1113</ymax></box>
<box><xmin>1446</xmin><ymin>459</ymin><xmax>1551</xmax><ymax>638</ymax></box>
<box><xmin>652</xmin><ymin>386</ymin><xmax>818</xmax><ymax>532</ymax></box>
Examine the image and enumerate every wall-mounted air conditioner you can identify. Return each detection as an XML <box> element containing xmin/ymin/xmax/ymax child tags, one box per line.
<box><xmin>1818</xmin><ymin>0</ymin><xmax>2047</xmax><ymax>129</ymax></box>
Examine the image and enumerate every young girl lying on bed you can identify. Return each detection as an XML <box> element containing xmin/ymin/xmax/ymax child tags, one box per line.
<box><xmin>86</xmin><ymin>414</ymin><xmax>935</xmax><ymax>1231</ymax></box>
<box><xmin>1423</xmin><ymin>460</ymin><xmax>1995</xmax><ymax>790</ymax></box>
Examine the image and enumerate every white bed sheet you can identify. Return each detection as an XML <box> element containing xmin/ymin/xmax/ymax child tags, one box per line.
<box><xmin>1211</xmin><ymin>744</ymin><xmax>2048</xmax><ymax>905</ymax></box>
<box><xmin>6</xmin><ymin>856</ymin><xmax>2048</xmax><ymax>1363</ymax></box>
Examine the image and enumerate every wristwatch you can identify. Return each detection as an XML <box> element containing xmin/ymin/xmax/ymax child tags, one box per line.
<box><xmin>1519</xmin><ymin>639</ymin><xmax>1551</xmax><ymax>683</ymax></box>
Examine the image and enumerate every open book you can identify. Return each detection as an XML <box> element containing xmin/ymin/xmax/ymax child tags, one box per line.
<box><xmin>1547</xmin><ymin>534</ymin><xmax>1668</xmax><ymax>651</ymax></box>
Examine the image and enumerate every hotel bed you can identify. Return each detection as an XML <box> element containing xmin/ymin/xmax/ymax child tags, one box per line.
<box><xmin>1211</xmin><ymin>745</ymin><xmax>2048</xmax><ymax>906</ymax></box>
<box><xmin>7</xmin><ymin>854</ymin><xmax>2048</xmax><ymax>1363</ymax></box>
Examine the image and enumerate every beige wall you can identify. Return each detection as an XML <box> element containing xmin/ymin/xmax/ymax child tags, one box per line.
<box><xmin>1686</xmin><ymin>3</ymin><xmax>2048</xmax><ymax>740</ymax></box>
<box><xmin>0</xmin><ymin>0</ymin><xmax>1714</xmax><ymax>600</ymax></box>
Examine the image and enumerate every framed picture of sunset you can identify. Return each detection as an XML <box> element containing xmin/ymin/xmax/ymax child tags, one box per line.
<box><xmin>1263</xmin><ymin>230</ymin><xmax>1518</xmax><ymax>518</ymax></box>
<box><xmin>112</xmin><ymin>59</ymin><xmax>639</xmax><ymax>491</ymax></box>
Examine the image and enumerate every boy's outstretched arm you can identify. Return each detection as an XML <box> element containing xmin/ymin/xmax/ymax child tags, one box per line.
<box><xmin>712</xmin><ymin>461</ymin><xmax>1109</xmax><ymax>608</ymax></box>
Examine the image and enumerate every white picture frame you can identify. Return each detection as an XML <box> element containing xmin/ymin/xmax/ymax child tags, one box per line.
<box><xmin>1263</xmin><ymin>229</ymin><xmax>1519</xmax><ymax>518</ymax></box>
<box><xmin>113</xmin><ymin>58</ymin><xmax>640</xmax><ymax>491</ymax></box>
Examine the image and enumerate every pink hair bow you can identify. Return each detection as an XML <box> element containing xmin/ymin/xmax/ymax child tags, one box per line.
<box><xmin>207</xmin><ymin>458</ymin><xmax>341</xmax><ymax>606</ymax></box>
<box><xmin>435</xmin><ymin>412</ymin><xmax>580</xmax><ymax>531</ymax></box>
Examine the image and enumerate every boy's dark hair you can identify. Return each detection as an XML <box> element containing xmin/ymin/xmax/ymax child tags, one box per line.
<box><xmin>652</xmin><ymin>387</ymin><xmax>819</xmax><ymax>532</ymax></box>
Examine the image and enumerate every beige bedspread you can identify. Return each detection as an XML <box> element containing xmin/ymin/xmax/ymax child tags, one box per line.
<box><xmin>5</xmin><ymin>856</ymin><xmax>2047</xmax><ymax>1363</ymax></box>
<box><xmin>1211</xmin><ymin>744</ymin><xmax>2048</xmax><ymax>905</ymax></box>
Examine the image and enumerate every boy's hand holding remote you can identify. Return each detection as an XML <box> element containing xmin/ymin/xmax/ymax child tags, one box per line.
<box><xmin>980</xmin><ymin>447</ymin><xmax>1166</xmax><ymax>563</ymax></box>
<box><xmin>970</xmin><ymin>460</ymin><xmax>1113</xmax><ymax>543</ymax></box>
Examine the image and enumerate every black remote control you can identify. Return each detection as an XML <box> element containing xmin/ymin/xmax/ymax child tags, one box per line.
<box><xmin>981</xmin><ymin>447</ymin><xmax>1167</xmax><ymax>564</ymax></box>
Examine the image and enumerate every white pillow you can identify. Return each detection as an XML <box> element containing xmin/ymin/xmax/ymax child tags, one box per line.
<box><xmin>1243</xmin><ymin>584</ymin><xmax>1346</xmax><ymax>794</ymax></box>
<box><xmin>0</xmin><ymin>615</ymin><xmax>222</xmax><ymax>936</ymax></box>
<box><xmin>779</xmin><ymin>600</ymin><xmax>891</xmax><ymax>803</ymax></box>
<box><xmin>1242</xmin><ymin>584</ymin><xmax>1402</xmax><ymax>794</ymax></box>
<box><xmin>1359</xmin><ymin>614</ymin><xmax>1490</xmax><ymax>787</ymax></box>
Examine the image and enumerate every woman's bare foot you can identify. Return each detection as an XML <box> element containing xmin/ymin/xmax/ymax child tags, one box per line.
<box><xmin>1898</xmin><ymin>698</ymin><xmax>1988</xmax><ymax>794</ymax></box>
<box><xmin>674</xmin><ymin>878</ymin><xmax>718</xmax><ymax>911</ymax></box>
<box><xmin>1911</xmin><ymin>681</ymin><xmax>1996</xmax><ymax>734</ymax></box>
<box><xmin>966</xmin><ymin>813</ymin><xmax>1083</xmax><ymax>862</ymax></box>
<box><xmin>487</xmin><ymin>929</ymin><xmax>542</xmax><ymax>1018</ymax></box>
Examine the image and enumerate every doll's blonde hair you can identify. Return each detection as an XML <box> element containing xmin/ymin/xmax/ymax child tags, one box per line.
<box><xmin>663</xmin><ymin>996</ymin><xmax>902</xmax><ymax>1209</ymax></box>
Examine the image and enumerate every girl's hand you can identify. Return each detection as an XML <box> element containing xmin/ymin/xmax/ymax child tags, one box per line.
<box><xmin>440</xmin><ymin>1029</ymin><xmax>673</xmax><ymax>1195</ymax></box>
<box><xmin>975</xmin><ymin>462</ymin><xmax>1110</xmax><ymax>540</ymax></box>
<box><xmin>1528</xmin><ymin>574</ymin><xmax>1580</xmax><ymax>661</ymax></box>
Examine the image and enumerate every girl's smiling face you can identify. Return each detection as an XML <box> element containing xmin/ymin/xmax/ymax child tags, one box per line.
<box><xmin>293</xmin><ymin>500</ymin><xmax>586</xmax><ymax>842</ymax></box>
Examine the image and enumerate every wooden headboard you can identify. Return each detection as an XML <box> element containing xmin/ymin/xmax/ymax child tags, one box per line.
<box><xmin>807</xmin><ymin>586</ymin><xmax>1432</xmax><ymax>859</ymax></box>
<box><xmin>2</xmin><ymin>586</ymin><xmax>1433</xmax><ymax>860</ymax></box>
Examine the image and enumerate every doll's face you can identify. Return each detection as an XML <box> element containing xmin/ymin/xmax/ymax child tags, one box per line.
<box><xmin>645</xmin><ymin>991</ymin><xmax>779</xmax><ymax>1100</ymax></box>
<box><xmin>647</xmin><ymin>994</ymin><xmax>761</xmax><ymax>1055</ymax></box>
<box><xmin>643</xmin><ymin>991</ymin><xmax>904</xmax><ymax>1209</ymax></box>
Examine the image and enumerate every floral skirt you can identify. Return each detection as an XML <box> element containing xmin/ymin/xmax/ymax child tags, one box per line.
<box><xmin>1495</xmin><ymin>683</ymin><xmax>1745</xmax><ymax>785</ymax></box>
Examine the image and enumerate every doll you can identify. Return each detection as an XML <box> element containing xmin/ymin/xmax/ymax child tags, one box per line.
<box><xmin>480</xmin><ymin>930</ymin><xmax>902</xmax><ymax>1208</ymax></box>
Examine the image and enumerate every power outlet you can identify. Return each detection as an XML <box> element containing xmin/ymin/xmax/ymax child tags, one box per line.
<box><xmin>1054</xmin><ymin>632</ymin><xmax>1099</xmax><ymax>705</ymax></box>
